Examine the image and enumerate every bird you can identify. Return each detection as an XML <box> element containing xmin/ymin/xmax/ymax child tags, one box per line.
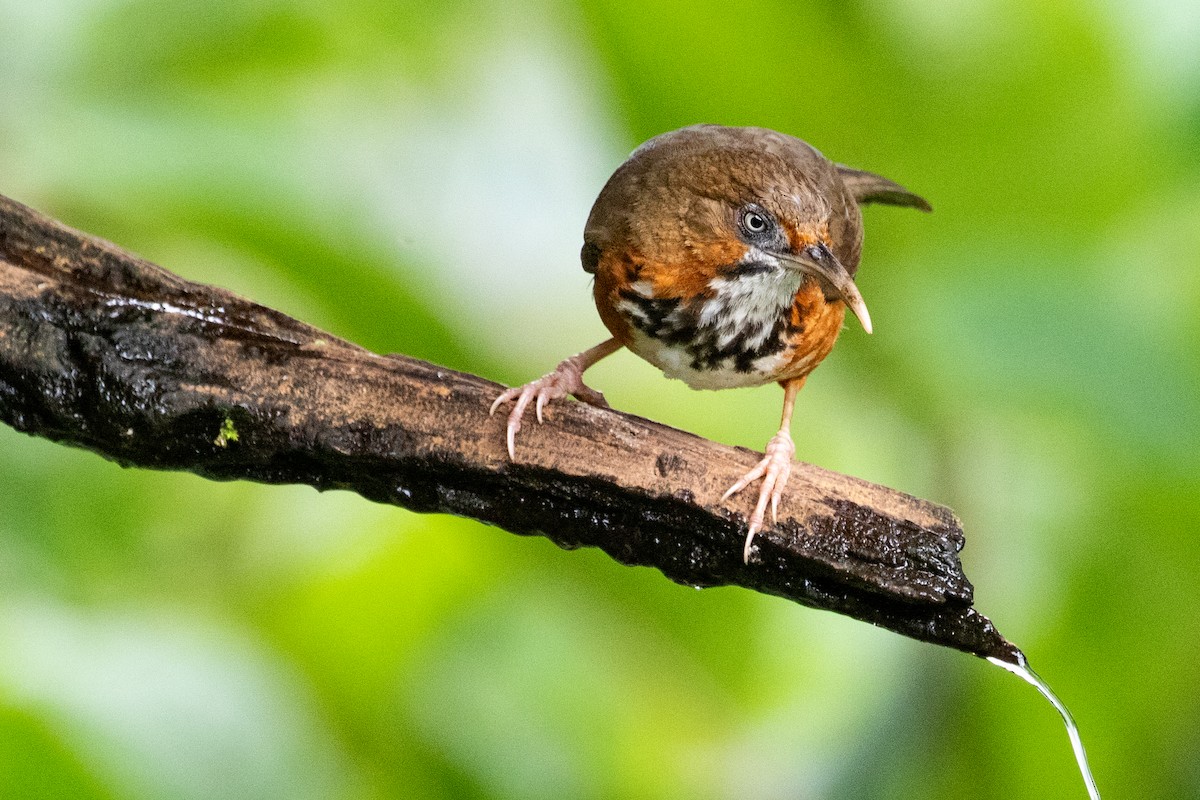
<box><xmin>491</xmin><ymin>124</ymin><xmax>930</xmax><ymax>563</ymax></box>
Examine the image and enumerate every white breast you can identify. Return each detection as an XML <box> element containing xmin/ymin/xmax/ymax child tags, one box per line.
<box><xmin>618</xmin><ymin>261</ymin><xmax>804</xmax><ymax>390</ymax></box>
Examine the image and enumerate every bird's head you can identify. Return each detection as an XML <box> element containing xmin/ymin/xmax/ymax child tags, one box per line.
<box><xmin>722</xmin><ymin>196</ymin><xmax>872</xmax><ymax>334</ymax></box>
<box><xmin>585</xmin><ymin>124</ymin><xmax>872</xmax><ymax>333</ymax></box>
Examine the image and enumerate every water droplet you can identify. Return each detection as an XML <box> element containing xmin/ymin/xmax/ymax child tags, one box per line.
<box><xmin>987</xmin><ymin>655</ymin><xmax>1101</xmax><ymax>800</ymax></box>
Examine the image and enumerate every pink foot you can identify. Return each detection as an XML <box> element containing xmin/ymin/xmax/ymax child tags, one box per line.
<box><xmin>489</xmin><ymin>355</ymin><xmax>608</xmax><ymax>459</ymax></box>
<box><xmin>721</xmin><ymin>431</ymin><xmax>795</xmax><ymax>563</ymax></box>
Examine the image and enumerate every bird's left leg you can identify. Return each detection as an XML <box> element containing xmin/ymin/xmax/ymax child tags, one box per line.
<box><xmin>721</xmin><ymin>376</ymin><xmax>805</xmax><ymax>563</ymax></box>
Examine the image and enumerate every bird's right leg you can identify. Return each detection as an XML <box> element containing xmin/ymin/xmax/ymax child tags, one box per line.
<box><xmin>490</xmin><ymin>338</ymin><xmax>622</xmax><ymax>459</ymax></box>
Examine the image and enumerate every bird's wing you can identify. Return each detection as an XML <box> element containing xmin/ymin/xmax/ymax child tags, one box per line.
<box><xmin>836</xmin><ymin>165</ymin><xmax>932</xmax><ymax>212</ymax></box>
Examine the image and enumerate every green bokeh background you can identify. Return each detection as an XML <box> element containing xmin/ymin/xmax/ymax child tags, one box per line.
<box><xmin>2</xmin><ymin>1</ymin><xmax>1197</xmax><ymax>798</ymax></box>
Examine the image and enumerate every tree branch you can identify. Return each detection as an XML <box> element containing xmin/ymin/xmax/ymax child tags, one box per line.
<box><xmin>0</xmin><ymin>193</ymin><xmax>1020</xmax><ymax>663</ymax></box>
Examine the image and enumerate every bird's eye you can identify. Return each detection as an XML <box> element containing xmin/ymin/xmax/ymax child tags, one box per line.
<box><xmin>742</xmin><ymin>210</ymin><xmax>768</xmax><ymax>233</ymax></box>
<box><xmin>737</xmin><ymin>204</ymin><xmax>781</xmax><ymax>247</ymax></box>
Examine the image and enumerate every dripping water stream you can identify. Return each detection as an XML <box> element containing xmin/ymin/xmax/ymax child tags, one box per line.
<box><xmin>987</xmin><ymin>654</ymin><xmax>1100</xmax><ymax>800</ymax></box>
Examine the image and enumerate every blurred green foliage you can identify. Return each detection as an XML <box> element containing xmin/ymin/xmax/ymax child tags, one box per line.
<box><xmin>1</xmin><ymin>0</ymin><xmax>1198</xmax><ymax>797</ymax></box>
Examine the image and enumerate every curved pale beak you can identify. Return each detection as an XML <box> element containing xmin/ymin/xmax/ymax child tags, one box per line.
<box><xmin>779</xmin><ymin>243</ymin><xmax>873</xmax><ymax>334</ymax></box>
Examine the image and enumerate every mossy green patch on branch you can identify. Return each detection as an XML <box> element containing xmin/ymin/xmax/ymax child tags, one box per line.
<box><xmin>214</xmin><ymin>416</ymin><xmax>240</xmax><ymax>447</ymax></box>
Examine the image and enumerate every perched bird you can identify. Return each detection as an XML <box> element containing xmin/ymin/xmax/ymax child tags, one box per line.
<box><xmin>491</xmin><ymin>124</ymin><xmax>930</xmax><ymax>563</ymax></box>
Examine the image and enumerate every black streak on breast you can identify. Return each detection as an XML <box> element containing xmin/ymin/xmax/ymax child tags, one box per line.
<box><xmin>617</xmin><ymin>271</ymin><xmax>794</xmax><ymax>373</ymax></box>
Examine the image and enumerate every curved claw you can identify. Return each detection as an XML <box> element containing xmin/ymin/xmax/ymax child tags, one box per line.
<box><xmin>721</xmin><ymin>431</ymin><xmax>795</xmax><ymax>564</ymax></box>
<box><xmin>489</xmin><ymin>387</ymin><xmax>521</xmax><ymax>417</ymax></box>
<box><xmin>490</xmin><ymin>355</ymin><xmax>604</xmax><ymax>460</ymax></box>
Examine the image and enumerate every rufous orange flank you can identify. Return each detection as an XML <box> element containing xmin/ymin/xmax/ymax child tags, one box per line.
<box><xmin>492</xmin><ymin>124</ymin><xmax>930</xmax><ymax>563</ymax></box>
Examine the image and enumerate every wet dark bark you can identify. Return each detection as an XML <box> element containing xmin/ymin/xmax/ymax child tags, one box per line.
<box><xmin>0</xmin><ymin>193</ymin><xmax>1020</xmax><ymax>662</ymax></box>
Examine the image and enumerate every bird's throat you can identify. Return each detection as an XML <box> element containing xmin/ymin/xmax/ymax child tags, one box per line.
<box><xmin>616</xmin><ymin>266</ymin><xmax>810</xmax><ymax>389</ymax></box>
<box><xmin>700</xmin><ymin>266</ymin><xmax>805</xmax><ymax>343</ymax></box>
